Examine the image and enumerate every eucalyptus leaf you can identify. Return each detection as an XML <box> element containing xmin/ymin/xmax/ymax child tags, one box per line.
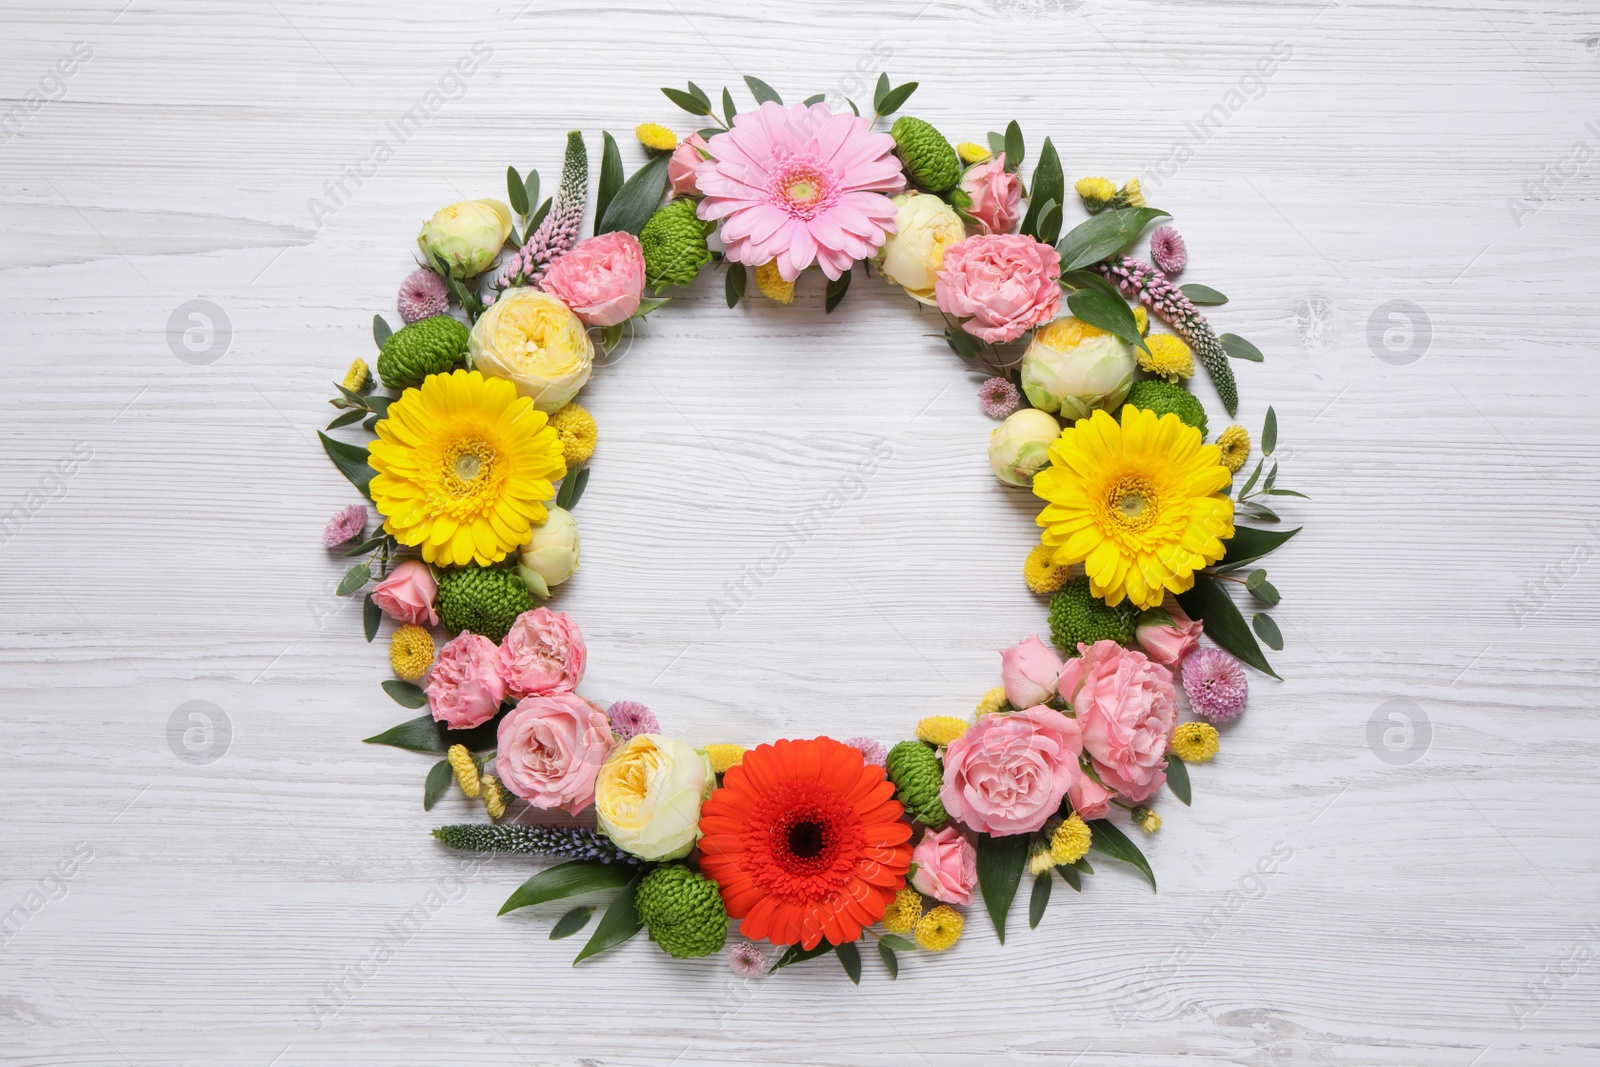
<box><xmin>824</xmin><ymin>268</ymin><xmax>851</xmax><ymax>313</ymax></box>
<box><xmin>1220</xmin><ymin>333</ymin><xmax>1265</xmax><ymax>362</ymax></box>
<box><xmin>1087</xmin><ymin>819</ymin><xmax>1156</xmax><ymax>891</ymax></box>
<box><xmin>372</xmin><ymin>314</ymin><xmax>392</xmax><ymax>347</ymax></box>
<box><xmin>877</xmin><ymin>940</ymin><xmax>899</xmax><ymax>978</ymax></box>
<box><xmin>381</xmin><ymin>679</ymin><xmax>428</xmax><ymax>708</ymax></box>
<box><xmin>499</xmin><ymin>861</ymin><xmax>635</xmax><ymax>916</ymax></box>
<box><xmin>595</xmin><ymin>132</ymin><xmax>624</xmax><ymax>228</ymax></box>
<box><xmin>945</xmin><ymin>326</ymin><xmax>984</xmax><ymax>360</ymax></box>
<box><xmin>319</xmin><ymin>431</ymin><xmax>374</xmax><ymax>498</ymax></box>
<box><xmin>1056</xmin><ymin>207</ymin><xmax>1171</xmax><ymax>273</ymax></box>
<box><xmin>423</xmin><ymin>759</ymin><xmax>452</xmax><ymax>811</ymax></box>
<box><xmin>1245</xmin><ymin>569</ymin><xmax>1267</xmax><ymax>589</ymax></box>
<box><xmin>362</xmin><ymin>593</ymin><xmax>380</xmax><ymax>642</ymax></box>
<box><xmin>1238</xmin><ymin>459</ymin><xmax>1264</xmax><ymax>499</ymax></box>
<box><xmin>845</xmin><ymin>97</ymin><xmax>859</xmax><ymax>117</ymax></box>
<box><xmin>1166</xmin><ymin>753</ymin><xmax>1192</xmax><ymax>806</ymax></box>
<box><xmin>1028</xmin><ymin>872</ymin><xmax>1052</xmax><ymax>929</ymax></box>
<box><xmin>1253</xmin><ymin>612</ymin><xmax>1284</xmax><ymax>650</ymax></box>
<box><xmin>1262</xmin><ymin>406</ymin><xmax>1278</xmax><ymax>456</ymax></box>
<box><xmin>986</xmin><ymin>131</ymin><xmax>1006</xmax><ymax>159</ymax></box>
<box><xmin>326</xmin><ymin>409</ymin><xmax>365</xmax><ymax>430</ymax></box>
<box><xmin>343</xmin><ymin>533</ymin><xmax>388</xmax><ymax>557</ymax></box>
<box><xmin>726</xmin><ymin>262</ymin><xmax>746</xmax><ymax>308</ymax></box>
<box><xmin>1240</xmin><ymin>501</ymin><xmax>1281</xmax><ymax>523</ymax></box>
<box><xmin>566</xmin><ymin>466</ymin><xmax>591</xmax><ymax>509</ymax></box>
<box><xmin>362</xmin><ymin>413</ymin><xmax>380</xmax><ymax>432</ymax></box>
<box><xmin>1263</xmin><ymin>463</ymin><xmax>1278</xmax><ymax>492</ymax></box>
<box><xmin>522</xmin><ymin>171</ymin><xmax>540</xmax><ymax>218</ymax></box>
<box><xmin>872</xmin><ymin>73</ymin><xmax>890</xmax><ymax>112</ymax></box>
<box><xmin>1067</xmin><ymin>288</ymin><xmax>1149</xmax><ymax>354</ymax></box>
<box><xmin>1266</xmin><ymin>488</ymin><xmax>1310</xmax><ymax>499</ymax></box>
<box><xmin>721</xmin><ymin>86</ymin><xmax>736</xmax><ymax>126</ymax></box>
<box><xmin>368</xmin><ymin>394</ymin><xmax>393</xmax><ymax>419</ymax></box>
<box><xmin>686</xmin><ymin>81</ymin><xmax>711</xmax><ymax>109</ymax></box>
<box><xmin>744</xmin><ymin>74</ymin><xmax>781</xmax><ymax>105</ymax></box>
<box><xmin>1003</xmin><ymin>120</ymin><xmax>1024</xmax><ymax>172</ymax></box>
<box><xmin>1176</xmin><ymin>574</ymin><xmax>1279</xmax><ymax>678</ymax></box>
<box><xmin>1249</xmin><ymin>578</ymin><xmax>1281</xmax><ymax>606</ymax></box>
<box><xmin>974</xmin><ymin>832</ymin><xmax>1030</xmax><ymax>943</ymax></box>
<box><xmin>597</xmin><ymin>152</ymin><xmax>670</xmax><ymax>236</ymax></box>
<box><xmin>876</xmin><ymin>81</ymin><xmax>917</xmax><ymax>117</ymax></box>
<box><xmin>802</xmin><ymin>93</ymin><xmax>825</xmax><ymax>106</ymax></box>
<box><xmin>835</xmin><ymin>941</ymin><xmax>862</xmax><ymax>984</ymax></box>
<box><xmin>661</xmin><ymin>86</ymin><xmax>711</xmax><ymax>116</ymax></box>
<box><xmin>1179</xmin><ymin>284</ymin><xmax>1228</xmax><ymax>306</ymax></box>
<box><xmin>506</xmin><ymin>165</ymin><xmax>529</xmax><ymax>216</ymax></box>
<box><xmin>550</xmin><ymin>905</ymin><xmax>595</xmax><ymax>940</ymax></box>
<box><xmin>336</xmin><ymin>562</ymin><xmax>370</xmax><ymax>597</ymax></box>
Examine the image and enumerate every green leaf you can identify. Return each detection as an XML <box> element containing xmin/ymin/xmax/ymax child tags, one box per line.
<box><xmin>326</xmin><ymin>409</ymin><xmax>365</xmax><ymax>430</ymax></box>
<box><xmin>774</xmin><ymin>940</ymin><xmax>834</xmax><ymax>969</ymax></box>
<box><xmin>1060</xmin><ymin>269</ymin><xmax>1126</xmax><ymax>302</ymax></box>
<box><xmin>802</xmin><ymin>93</ymin><xmax>825</xmax><ymax>106</ymax></box>
<box><xmin>1179</xmin><ymin>284</ymin><xmax>1227</xmax><ymax>306</ymax></box>
<box><xmin>363</xmin><ymin>712</ymin><xmax>502</xmax><ymax>754</ymax></box>
<box><xmin>1238</xmin><ymin>459</ymin><xmax>1264</xmax><ymax>499</ymax></box>
<box><xmin>877</xmin><ymin>940</ymin><xmax>898</xmax><ymax>979</ymax></box>
<box><xmin>686</xmin><ymin>81</ymin><xmax>711</xmax><ymax>109</ymax></box>
<box><xmin>1262</xmin><ymin>406</ymin><xmax>1278</xmax><ymax>456</ymax></box>
<box><xmin>1003</xmin><ymin>120</ymin><xmax>1024</xmax><ymax>172</ymax></box>
<box><xmin>834</xmin><ymin>941</ymin><xmax>862</xmax><ymax>984</ymax></box>
<box><xmin>661</xmin><ymin>86</ymin><xmax>710</xmax><ymax>116</ymax></box>
<box><xmin>721</xmin><ymin>86</ymin><xmax>736</xmax><ymax>126</ymax></box>
<box><xmin>524</xmin><ymin>197</ymin><xmax>552</xmax><ymax>240</ymax></box>
<box><xmin>1067</xmin><ymin>288</ymin><xmax>1148</xmax><ymax>354</ymax></box>
<box><xmin>1028</xmin><ymin>872</ymin><xmax>1052</xmax><ymax>929</ymax></box>
<box><xmin>1249</xmin><ymin>579</ymin><xmax>1281</xmax><ymax>606</ymax></box>
<box><xmin>423</xmin><ymin>759</ymin><xmax>452</xmax><ymax>811</ymax></box>
<box><xmin>1056</xmin><ymin>207</ymin><xmax>1171</xmax><ymax>272</ymax></box>
<box><xmin>1266</xmin><ymin>488</ymin><xmax>1310</xmax><ymax>499</ymax></box>
<box><xmin>744</xmin><ymin>74</ymin><xmax>781</xmax><ymax>105</ymax></box>
<box><xmin>1166</xmin><ymin>754</ymin><xmax>1192</xmax><ymax>806</ymax></box>
<box><xmin>381</xmin><ymin>679</ymin><xmax>428</xmax><ymax>708</ymax></box>
<box><xmin>343</xmin><ymin>532</ymin><xmax>388</xmax><ymax>557</ymax></box>
<box><xmin>1057</xmin><ymin>864</ymin><xmax>1082</xmax><ymax>892</ymax></box>
<box><xmin>550</xmin><ymin>906</ymin><xmax>595</xmax><ymax>940</ymax></box>
<box><xmin>506</xmin><ymin>165</ymin><xmax>528</xmax><ymax>216</ymax></box>
<box><xmin>1177</xmin><ymin>574</ymin><xmax>1279</xmax><ymax>678</ymax></box>
<box><xmin>362</xmin><ymin>593</ymin><xmax>380</xmax><ymax>642</ymax></box>
<box><xmin>844</xmin><ymin>97</ymin><xmax>860</xmax><ymax>117</ymax></box>
<box><xmin>824</xmin><ymin>268</ymin><xmax>851</xmax><ymax>313</ymax></box>
<box><xmin>500</xmin><ymin>860</ymin><xmax>636</xmax><ymax>916</ymax></box>
<box><xmin>1240</xmin><ymin>501</ymin><xmax>1281</xmax><ymax>523</ymax></box>
<box><xmin>1253</xmin><ymin>612</ymin><xmax>1284</xmax><ymax>650</ymax></box>
<box><xmin>597</xmin><ymin>152</ymin><xmax>670</xmax><ymax>236</ymax></box>
<box><xmin>986</xmin><ymin>131</ymin><xmax>1006</xmax><ymax>158</ymax></box>
<box><xmin>566</xmin><ymin>466</ymin><xmax>591</xmax><ymax>509</ymax></box>
<box><xmin>573</xmin><ymin>876</ymin><xmax>643</xmax><ymax>963</ymax></box>
<box><xmin>372</xmin><ymin>314</ymin><xmax>392</xmax><ymax>347</ymax></box>
<box><xmin>878</xmin><ymin>933</ymin><xmax>915</xmax><ymax>952</ymax></box>
<box><xmin>872</xmin><ymin>73</ymin><xmax>890</xmax><ymax>112</ymax></box>
<box><xmin>1220</xmin><ymin>525</ymin><xmax>1301</xmax><ymax>569</ymax></box>
<box><xmin>974</xmin><ymin>832</ymin><xmax>1030</xmax><ymax>944</ymax></box>
<box><xmin>1037</xmin><ymin>199</ymin><xmax>1063</xmax><ymax>247</ymax></box>
<box><xmin>1245</xmin><ymin>568</ymin><xmax>1267</xmax><ymax>589</ymax></box>
<box><xmin>336</xmin><ymin>562</ymin><xmax>370</xmax><ymax>597</ymax></box>
<box><xmin>1087</xmin><ymin>819</ymin><xmax>1156</xmax><ymax>891</ymax></box>
<box><xmin>726</xmin><ymin>261</ymin><xmax>746</xmax><ymax>308</ymax></box>
<box><xmin>522</xmin><ymin>171</ymin><xmax>540</xmax><ymax>219</ymax></box>
<box><xmin>596</xmin><ymin>132</ymin><xmax>624</xmax><ymax>228</ymax></box>
<box><xmin>944</xmin><ymin>326</ymin><xmax>983</xmax><ymax>360</ymax></box>
<box><xmin>1020</xmin><ymin>137</ymin><xmax>1062</xmax><ymax>239</ymax></box>
<box><xmin>1072</xmin><ymin>857</ymin><xmax>1093</xmax><ymax>873</ymax></box>
<box><xmin>318</xmin><ymin>431</ymin><xmax>375</xmax><ymax>498</ymax></box>
<box><xmin>367</xmin><ymin>394</ymin><xmax>392</xmax><ymax>419</ymax></box>
<box><xmin>875</xmin><ymin>80</ymin><xmax>918</xmax><ymax>117</ymax></box>
<box><xmin>1220</xmin><ymin>333</ymin><xmax>1264</xmax><ymax>362</ymax></box>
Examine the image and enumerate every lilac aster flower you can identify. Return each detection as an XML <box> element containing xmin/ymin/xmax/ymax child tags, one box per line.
<box><xmin>397</xmin><ymin>268</ymin><xmax>449</xmax><ymax>324</ymax></box>
<box><xmin>727</xmin><ymin>941</ymin><xmax>770</xmax><ymax>978</ymax></box>
<box><xmin>977</xmin><ymin>377</ymin><xmax>1022</xmax><ymax>420</ymax></box>
<box><xmin>606</xmin><ymin>700</ymin><xmax>659</xmax><ymax>742</ymax></box>
<box><xmin>323</xmin><ymin>504</ymin><xmax>367</xmax><ymax>547</ymax></box>
<box><xmin>1181</xmin><ymin>646</ymin><xmax>1248</xmax><ymax>722</ymax></box>
<box><xmin>845</xmin><ymin>736</ymin><xmax>887</xmax><ymax>768</ymax></box>
<box><xmin>1150</xmin><ymin>226</ymin><xmax>1187</xmax><ymax>276</ymax></box>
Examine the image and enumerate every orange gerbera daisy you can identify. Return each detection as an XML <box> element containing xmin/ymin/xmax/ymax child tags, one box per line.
<box><xmin>697</xmin><ymin>737</ymin><xmax>913</xmax><ymax>950</ymax></box>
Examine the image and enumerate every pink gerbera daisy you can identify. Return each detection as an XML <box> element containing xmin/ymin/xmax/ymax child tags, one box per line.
<box><xmin>695</xmin><ymin>102</ymin><xmax>906</xmax><ymax>281</ymax></box>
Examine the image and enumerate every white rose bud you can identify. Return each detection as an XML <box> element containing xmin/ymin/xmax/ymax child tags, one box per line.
<box><xmin>417</xmin><ymin>199</ymin><xmax>514</xmax><ymax>279</ymax></box>
<box><xmin>1020</xmin><ymin>317</ymin><xmax>1137</xmax><ymax>422</ymax></box>
<box><xmin>873</xmin><ymin>192</ymin><xmax>967</xmax><ymax>305</ymax></box>
<box><xmin>988</xmin><ymin>407</ymin><xmax>1061</xmax><ymax>487</ymax></box>
<box><xmin>517</xmin><ymin>506</ymin><xmax>580</xmax><ymax>597</ymax></box>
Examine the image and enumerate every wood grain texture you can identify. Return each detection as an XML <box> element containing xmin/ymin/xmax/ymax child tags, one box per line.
<box><xmin>2</xmin><ymin>0</ymin><xmax>1598</xmax><ymax>1063</ymax></box>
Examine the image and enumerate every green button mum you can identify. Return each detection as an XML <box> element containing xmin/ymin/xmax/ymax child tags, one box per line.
<box><xmin>885</xmin><ymin>740</ymin><xmax>948</xmax><ymax>827</ymax></box>
<box><xmin>890</xmin><ymin>116</ymin><xmax>961</xmax><ymax>193</ymax></box>
<box><xmin>375</xmin><ymin>314</ymin><xmax>470</xmax><ymax>391</ymax></box>
<box><xmin>639</xmin><ymin>198</ymin><xmax>715</xmax><ymax>290</ymax></box>
<box><xmin>435</xmin><ymin>564</ymin><xmax>532</xmax><ymax>643</ymax></box>
<box><xmin>634</xmin><ymin>864</ymin><xmax>728</xmax><ymax>959</ymax></box>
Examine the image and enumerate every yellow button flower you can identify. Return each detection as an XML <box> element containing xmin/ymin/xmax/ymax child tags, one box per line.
<box><xmin>881</xmin><ymin>887</ymin><xmax>923</xmax><ymax>934</ymax></box>
<box><xmin>705</xmin><ymin>744</ymin><xmax>746</xmax><ymax>775</ymax></box>
<box><xmin>914</xmin><ymin>905</ymin><xmax>964</xmax><ymax>951</ymax></box>
<box><xmin>915</xmin><ymin>716</ymin><xmax>968</xmax><ymax>747</ymax></box>
<box><xmin>1050</xmin><ymin>813</ymin><xmax>1091</xmax><ymax>865</ymax></box>
<box><xmin>1171</xmin><ymin>721</ymin><xmax>1219</xmax><ymax>763</ymax></box>
<box><xmin>389</xmin><ymin>624</ymin><xmax>435</xmax><ymax>681</ymax></box>
<box><xmin>636</xmin><ymin>122</ymin><xmax>678</xmax><ymax>152</ymax></box>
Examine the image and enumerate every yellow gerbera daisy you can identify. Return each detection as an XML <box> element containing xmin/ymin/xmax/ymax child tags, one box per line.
<box><xmin>1033</xmin><ymin>406</ymin><xmax>1233</xmax><ymax>609</ymax></box>
<box><xmin>368</xmin><ymin>369</ymin><xmax>566</xmax><ymax>568</ymax></box>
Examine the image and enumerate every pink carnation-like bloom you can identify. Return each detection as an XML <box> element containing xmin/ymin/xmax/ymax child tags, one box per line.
<box><xmin>960</xmin><ymin>152</ymin><xmax>1022</xmax><ymax>236</ymax></box>
<box><xmin>667</xmin><ymin>132</ymin><xmax>710</xmax><ymax>199</ymax></box>
<box><xmin>495</xmin><ymin>693</ymin><xmax>613</xmax><ymax>813</ymax></box>
<box><xmin>978</xmin><ymin>376</ymin><xmax>1021</xmax><ymax>419</ymax></box>
<box><xmin>940</xmin><ymin>705</ymin><xmax>1083</xmax><ymax>837</ymax></box>
<box><xmin>426</xmin><ymin>632</ymin><xmax>507</xmax><ymax>729</ymax></box>
<box><xmin>398</xmin><ymin>268</ymin><xmax>449</xmax><ymax>324</ymax></box>
<box><xmin>935</xmin><ymin>234</ymin><xmax>1061</xmax><ymax>344</ymax></box>
<box><xmin>539</xmin><ymin>231</ymin><xmax>645</xmax><ymax>327</ymax></box>
<box><xmin>369</xmin><ymin>559</ymin><xmax>438</xmax><ymax>627</ymax></box>
<box><xmin>845</xmin><ymin>736</ymin><xmax>887</xmax><ymax>768</ymax></box>
<box><xmin>1136</xmin><ymin>602</ymin><xmax>1204</xmax><ymax>668</ymax></box>
<box><xmin>1058</xmin><ymin>640</ymin><xmax>1177</xmax><ymax>804</ymax></box>
<box><xmin>498</xmin><ymin>607</ymin><xmax>586</xmax><ymax>698</ymax></box>
<box><xmin>999</xmin><ymin>634</ymin><xmax>1064</xmax><ymax>709</ymax></box>
<box><xmin>323</xmin><ymin>503</ymin><xmax>366</xmax><ymax>547</ymax></box>
<box><xmin>910</xmin><ymin>826</ymin><xmax>978</xmax><ymax>905</ymax></box>
<box><xmin>606</xmin><ymin>700</ymin><xmax>658</xmax><ymax>741</ymax></box>
<box><xmin>1182</xmin><ymin>646</ymin><xmax>1249</xmax><ymax>722</ymax></box>
<box><xmin>1150</xmin><ymin>225</ymin><xmax>1187</xmax><ymax>276</ymax></box>
<box><xmin>696</xmin><ymin>101</ymin><xmax>906</xmax><ymax>281</ymax></box>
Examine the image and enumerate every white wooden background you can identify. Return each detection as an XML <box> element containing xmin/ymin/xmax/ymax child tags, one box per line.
<box><xmin>3</xmin><ymin>0</ymin><xmax>1597</xmax><ymax>1063</ymax></box>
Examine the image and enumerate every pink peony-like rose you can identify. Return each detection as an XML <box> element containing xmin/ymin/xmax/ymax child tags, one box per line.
<box><xmin>934</xmin><ymin>234</ymin><xmax>1061</xmax><ymax>344</ymax></box>
<box><xmin>425</xmin><ymin>632</ymin><xmax>507</xmax><ymax>729</ymax></box>
<box><xmin>667</xmin><ymin>132</ymin><xmax>710</xmax><ymax>199</ymax></box>
<box><xmin>370</xmin><ymin>560</ymin><xmax>438</xmax><ymax>627</ymax></box>
<box><xmin>910</xmin><ymin>826</ymin><xmax>978</xmax><ymax>905</ymax></box>
<box><xmin>940</xmin><ymin>705</ymin><xmax>1083</xmax><ymax>837</ymax></box>
<box><xmin>1136</xmin><ymin>602</ymin><xmax>1203</xmax><ymax>668</ymax></box>
<box><xmin>1067</xmin><ymin>774</ymin><xmax>1113</xmax><ymax>821</ymax></box>
<box><xmin>1058</xmin><ymin>640</ymin><xmax>1177</xmax><ymax>804</ymax></box>
<box><xmin>960</xmin><ymin>153</ymin><xmax>1023</xmax><ymax>236</ymax></box>
<box><xmin>495</xmin><ymin>693</ymin><xmax>613</xmax><ymax>813</ymax></box>
<box><xmin>999</xmin><ymin>635</ymin><xmax>1064</xmax><ymax>708</ymax></box>
<box><xmin>539</xmin><ymin>231</ymin><xmax>645</xmax><ymax>327</ymax></box>
<box><xmin>498</xmin><ymin>607</ymin><xmax>586</xmax><ymax>697</ymax></box>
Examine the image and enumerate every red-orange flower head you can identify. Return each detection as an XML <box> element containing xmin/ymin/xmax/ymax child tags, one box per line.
<box><xmin>697</xmin><ymin>737</ymin><xmax>913</xmax><ymax>950</ymax></box>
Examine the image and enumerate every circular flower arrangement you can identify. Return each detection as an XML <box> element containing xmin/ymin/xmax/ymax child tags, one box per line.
<box><xmin>319</xmin><ymin>77</ymin><xmax>1305</xmax><ymax>981</ymax></box>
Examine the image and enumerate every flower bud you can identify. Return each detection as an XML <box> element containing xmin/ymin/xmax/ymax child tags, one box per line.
<box><xmin>517</xmin><ymin>506</ymin><xmax>580</xmax><ymax>596</ymax></box>
<box><xmin>988</xmin><ymin>407</ymin><xmax>1061</xmax><ymax>487</ymax></box>
<box><xmin>417</xmin><ymin>199</ymin><xmax>513</xmax><ymax>279</ymax></box>
<box><xmin>1020</xmin><ymin>317</ymin><xmax>1137</xmax><ymax>422</ymax></box>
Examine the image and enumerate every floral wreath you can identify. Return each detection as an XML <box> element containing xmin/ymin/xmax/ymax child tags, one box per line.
<box><xmin>317</xmin><ymin>75</ymin><xmax>1304</xmax><ymax>982</ymax></box>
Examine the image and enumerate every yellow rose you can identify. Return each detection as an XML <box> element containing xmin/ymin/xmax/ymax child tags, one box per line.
<box><xmin>874</xmin><ymin>192</ymin><xmax>966</xmax><ymax>305</ymax></box>
<box><xmin>417</xmin><ymin>199</ymin><xmax>513</xmax><ymax>279</ymax></box>
<box><xmin>468</xmin><ymin>288</ymin><xmax>594</xmax><ymax>412</ymax></box>
<box><xmin>594</xmin><ymin>735</ymin><xmax>713</xmax><ymax>862</ymax></box>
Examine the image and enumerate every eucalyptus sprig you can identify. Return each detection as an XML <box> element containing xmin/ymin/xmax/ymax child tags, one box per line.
<box><xmin>1231</xmin><ymin>406</ymin><xmax>1308</xmax><ymax>523</ymax></box>
<box><xmin>326</xmin><ymin>382</ymin><xmax>393</xmax><ymax>432</ymax></box>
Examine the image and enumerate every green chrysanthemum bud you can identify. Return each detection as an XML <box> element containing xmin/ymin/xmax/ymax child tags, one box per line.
<box><xmin>885</xmin><ymin>741</ymin><xmax>948</xmax><ymax>827</ymax></box>
<box><xmin>435</xmin><ymin>565</ymin><xmax>531</xmax><ymax>642</ymax></box>
<box><xmin>890</xmin><ymin>116</ymin><xmax>961</xmax><ymax>193</ymax></box>
<box><xmin>639</xmin><ymin>198</ymin><xmax>715</xmax><ymax>290</ymax></box>
<box><xmin>1124</xmin><ymin>378</ymin><xmax>1208</xmax><ymax>440</ymax></box>
<box><xmin>1049</xmin><ymin>575</ymin><xmax>1139</xmax><ymax>653</ymax></box>
<box><xmin>376</xmin><ymin>314</ymin><xmax>470</xmax><ymax>391</ymax></box>
<box><xmin>634</xmin><ymin>864</ymin><xmax>728</xmax><ymax>959</ymax></box>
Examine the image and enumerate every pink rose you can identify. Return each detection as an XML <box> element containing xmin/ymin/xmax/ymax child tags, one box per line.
<box><xmin>934</xmin><ymin>234</ymin><xmax>1061</xmax><ymax>344</ymax></box>
<box><xmin>910</xmin><ymin>826</ymin><xmax>978</xmax><ymax>905</ymax></box>
<box><xmin>1067</xmin><ymin>774</ymin><xmax>1113</xmax><ymax>821</ymax></box>
<box><xmin>495</xmin><ymin>693</ymin><xmax>613</xmax><ymax>813</ymax></box>
<box><xmin>940</xmin><ymin>705</ymin><xmax>1082</xmax><ymax>837</ymax></box>
<box><xmin>1058</xmin><ymin>640</ymin><xmax>1177</xmax><ymax>804</ymax></box>
<box><xmin>999</xmin><ymin>635</ymin><xmax>1064</xmax><ymax>708</ymax></box>
<box><xmin>425</xmin><ymin>632</ymin><xmax>507</xmax><ymax>729</ymax></box>
<box><xmin>498</xmin><ymin>607</ymin><xmax>586</xmax><ymax>698</ymax></box>
<box><xmin>539</xmin><ymin>231</ymin><xmax>644</xmax><ymax>327</ymax></box>
<box><xmin>667</xmin><ymin>132</ymin><xmax>710</xmax><ymax>199</ymax></box>
<box><xmin>370</xmin><ymin>559</ymin><xmax>437</xmax><ymax>627</ymax></box>
<box><xmin>1135</xmin><ymin>603</ymin><xmax>1203</xmax><ymax>668</ymax></box>
<box><xmin>960</xmin><ymin>153</ymin><xmax>1022</xmax><ymax>235</ymax></box>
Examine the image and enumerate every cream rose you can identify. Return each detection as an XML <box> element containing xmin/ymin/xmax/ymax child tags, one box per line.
<box><xmin>417</xmin><ymin>199</ymin><xmax>513</xmax><ymax>279</ymax></box>
<box><xmin>467</xmin><ymin>287</ymin><xmax>594</xmax><ymax>412</ymax></box>
<box><xmin>874</xmin><ymin>192</ymin><xmax>967</xmax><ymax>305</ymax></box>
<box><xmin>594</xmin><ymin>735</ymin><xmax>713</xmax><ymax>861</ymax></box>
<box><xmin>1020</xmin><ymin>316</ymin><xmax>1137</xmax><ymax>422</ymax></box>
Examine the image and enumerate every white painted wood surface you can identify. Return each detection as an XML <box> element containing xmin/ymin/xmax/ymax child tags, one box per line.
<box><xmin>3</xmin><ymin>1</ymin><xmax>1598</xmax><ymax>1063</ymax></box>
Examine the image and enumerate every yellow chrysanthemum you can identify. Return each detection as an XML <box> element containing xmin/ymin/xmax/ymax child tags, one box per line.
<box><xmin>1171</xmin><ymin>721</ymin><xmax>1220</xmax><ymax>763</ymax></box>
<box><xmin>1133</xmin><ymin>806</ymin><xmax>1161</xmax><ymax>833</ymax></box>
<box><xmin>705</xmin><ymin>744</ymin><xmax>746</xmax><ymax>774</ymax></box>
<box><xmin>956</xmin><ymin>141</ymin><xmax>990</xmax><ymax>164</ymax></box>
<box><xmin>916</xmin><ymin>716</ymin><xmax>968</xmax><ymax>747</ymax></box>
<box><xmin>975</xmin><ymin>687</ymin><xmax>1008</xmax><ymax>716</ymax></box>
<box><xmin>754</xmin><ymin>260</ymin><xmax>794</xmax><ymax>304</ymax></box>
<box><xmin>1050</xmin><ymin>813</ymin><xmax>1091</xmax><ymax>865</ymax></box>
<box><xmin>389</xmin><ymin>623</ymin><xmax>435</xmax><ymax>681</ymax></box>
<box><xmin>1075</xmin><ymin>176</ymin><xmax>1116</xmax><ymax>207</ymax></box>
<box><xmin>1023</xmin><ymin>543</ymin><xmax>1073</xmax><ymax>594</ymax></box>
<box><xmin>1133</xmin><ymin>306</ymin><xmax>1149</xmax><ymax>336</ymax></box>
<box><xmin>547</xmin><ymin>401</ymin><xmax>597</xmax><ymax>465</ymax></box>
<box><xmin>1027</xmin><ymin>836</ymin><xmax>1056</xmax><ymax>876</ymax></box>
<box><xmin>482</xmin><ymin>774</ymin><xmax>509</xmax><ymax>820</ymax></box>
<box><xmin>1034</xmin><ymin>406</ymin><xmax>1234</xmax><ymax>609</ymax></box>
<box><xmin>367</xmin><ymin>369</ymin><xmax>566</xmax><ymax>567</ymax></box>
<box><xmin>636</xmin><ymin>122</ymin><xmax>678</xmax><ymax>152</ymax></box>
<box><xmin>447</xmin><ymin>743</ymin><xmax>481</xmax><ymax>798</ymax></box>
<box><xmin>914</xmin><ymin>906</ymin><xmax>964</xmax><ymax>951</ymax></box>
<box><xmin>1118</xmin><ymin>179</ymin><xmax>1145</xmax><ymax>208</ymax></box>
<box><xmin>882</xmin><ymin>887</ymin><xmax>923</xmax><ymax>934</ymax></box>
<box><xmin>342</xmin><ymin>358</ymin><xmax>370</xmax><ymax>393</ymax></box>
<box><xmin>1140</xmin><ymin>334</ymin><xmax>1195</xmax><ymax>382</ymax></box>
<box><xmin>1216</xmin><ymin>425</ymin><xmax>1250</xmax><ymax>474</ymax></box>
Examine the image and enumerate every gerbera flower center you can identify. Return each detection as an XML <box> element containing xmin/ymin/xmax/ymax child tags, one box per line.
<box><xmin>786</xmin><ymin>818</ymin><xmax>826</xmax><ymax>859</ymax></box>
<box><xmin>769</xmin><ymin>156</ymin><xmax>838</xmax><ymax>220</ymax></box>
<box><xmin>441</xmin><ymin>438</ymin><xmax>497</xmax><ymax>499</ymax></box>
<box><xmin>772</xmin><ymin>806</ymin><xmax>836</xmax><ymax>874</ymax></box>
<box><xmin>1106</xmin><ymin>474</ymin><xmax>1160</xmax><ymax>532</ymax></box>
